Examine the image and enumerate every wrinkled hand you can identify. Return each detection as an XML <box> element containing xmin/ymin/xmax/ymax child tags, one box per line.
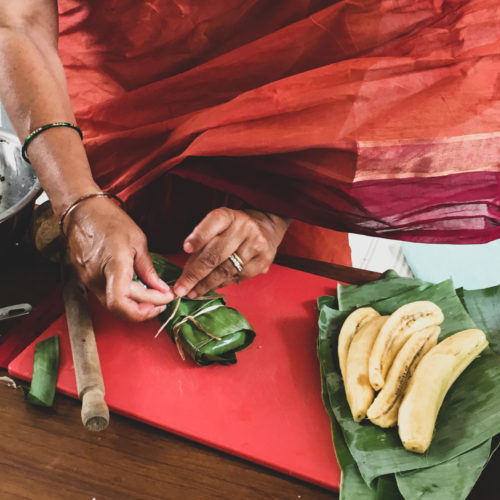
<box><xmin>174</xmin><ymin>207</ymin><xmax>290</xmax><ymax>298</ymax></box>
<box><xmin>65</xmin><ymin>197</ymin><xmax>174</xmax><ymax>321</ymax></box>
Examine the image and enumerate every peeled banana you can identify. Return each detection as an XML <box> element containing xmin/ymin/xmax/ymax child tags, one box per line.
<box><xmin>398</xmin><ymin>329</ymin><xmax>488</xmax><ymax>454</ymax></box>
<box><xmin>344</xmin><ymin>316</ymin><xmax>389</xmax><ymax>422</ymax></box>
<box><xmin>369</xmin><ymin>301</ymin><xmax>444</xmax><ymax>390</ymax></box>
<box><xmin>338</xmin><ymin>307</ymin><xmax>380</xmax><ymax>380</ymax></box>
<box><xmin>366</xmin><ymin>326</ymin><xmax>440</xmax><ymax>428</ymax></box>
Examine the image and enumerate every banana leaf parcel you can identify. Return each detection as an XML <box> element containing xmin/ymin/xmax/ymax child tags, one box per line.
<box><xmin>318</xmin><ymin>271</ymin><xmax>500</xmax><ymax>499</ymax></box>
<box><xmin>146</xmin><ymin>253</ymin><xmax>255</xmax><ymax>366</ymax></box>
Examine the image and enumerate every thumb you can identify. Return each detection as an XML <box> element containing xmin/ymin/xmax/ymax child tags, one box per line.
<box><xmin>134</xmin><ymin>248</ymin><xmax>170</xmax><ymax>293</ymax></box>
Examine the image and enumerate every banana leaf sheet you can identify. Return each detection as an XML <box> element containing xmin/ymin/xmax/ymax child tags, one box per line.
<box><xmin>25</xmin><ymin>335</ymin><xmax>60</xmax><ymax>407</ymax></box>
<box><xmin>318</xmin><ymin>273</ymin><xmax>500</xmax><ymax>499</ymax></box>
<box><xmin>146</xmin><ymin>253</ymin><xmax>255</xmax><ymax>366</ymax></box>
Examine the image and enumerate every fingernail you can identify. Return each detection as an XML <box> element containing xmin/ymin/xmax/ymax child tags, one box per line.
<box><xmin>187</xmin><ymin>290</ymin><xmax>198</xmax><ymax>299</ymax></box>
<box><xmin>184</xmin><ymin>240</ymin><xmax>193</xmax><ymax>253</ymax></box>
<box><xmin>158</xmin><ymin>279</ymin><xmax>170</xmax><ymax>292</ymax></box>
<box><xmin>174</xmin><ymin>285</ymin><xmax>187</xmax><ymax>297</ymax></box>
<box><xmin>155</xmin><ymin>305</ymin><xmax>167</xmax><ymax>314</ymax></box>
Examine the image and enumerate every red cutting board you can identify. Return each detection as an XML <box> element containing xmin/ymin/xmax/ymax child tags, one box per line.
<box><xmin>9</xmin><ymin>259</ymin><xmax>341</xmax><ymax>491</ymax></box>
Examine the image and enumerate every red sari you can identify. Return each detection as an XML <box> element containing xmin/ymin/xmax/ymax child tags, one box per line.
<box><xmin>57</xmin><ymin>0</ymin><xmax>500</xmax><ymax>257</ymax></box>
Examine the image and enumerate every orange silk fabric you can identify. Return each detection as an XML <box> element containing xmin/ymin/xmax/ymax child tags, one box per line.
<box><xmin>57</xmin><ymin>0</ymin><xmax>500</xmax><ymax>250</ymax></box>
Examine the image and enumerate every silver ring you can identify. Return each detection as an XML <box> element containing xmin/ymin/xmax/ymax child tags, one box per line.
<box><xmin>228</xmin><ymin>252</ymin><xmax>243</xmax><ymax>273</ymax></box>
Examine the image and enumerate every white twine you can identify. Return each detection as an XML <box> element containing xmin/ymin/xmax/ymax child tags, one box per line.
<box><xmin>154</xmin><ymin>295</ymin><xmax>226</xmax><ymax>360</ymax></box>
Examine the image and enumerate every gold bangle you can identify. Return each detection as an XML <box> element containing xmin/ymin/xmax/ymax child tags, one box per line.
<box><xmin>59</xmin><ymin>192</ymin><xmax>125</xmax><ymax>239</ymax></box>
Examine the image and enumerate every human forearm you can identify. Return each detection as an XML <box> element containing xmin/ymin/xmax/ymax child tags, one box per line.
<box><xmin>0</xmin><ymin>5</ymin><xmax>99</xmax><ymax>216</ymax></box>
<box><xmin>0</xmin><ymin>2</ymin><xmax>175</xmax><ymax>320</ymax></box>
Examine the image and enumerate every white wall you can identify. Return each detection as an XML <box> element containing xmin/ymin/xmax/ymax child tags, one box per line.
<box><xmin>349</xmin><ymin>234</ymin><xmax>414</xmax><ymax>277</ymax></box>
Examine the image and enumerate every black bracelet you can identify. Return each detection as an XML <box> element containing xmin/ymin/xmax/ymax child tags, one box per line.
<box><xmin>22</xmin><ymin>122</ymin><xmax>83</xmax><ymax>163</ymax></box>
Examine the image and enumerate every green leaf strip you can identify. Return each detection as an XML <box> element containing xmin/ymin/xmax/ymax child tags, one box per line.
<box><xmin>25</xmin><ymin>335</ymin><xmax>60</xmax><ymax>407</ymax></box>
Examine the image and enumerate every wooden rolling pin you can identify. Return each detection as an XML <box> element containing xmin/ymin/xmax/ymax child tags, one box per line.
<box><xmin>62</xmin><ymin>263</ymin><xmax>109</xmax><ymax>432</ymax></box>
<box><xmin>31</xmin><ymin>201</ymin><xmax>109</xmax><ymax>431</ymax></box>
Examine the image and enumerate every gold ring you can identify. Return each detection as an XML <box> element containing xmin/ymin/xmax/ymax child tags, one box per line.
<box><xmin>228</xmin><ymin>252</ymin><xmax>244</xmax><ymax>273</ymax></box>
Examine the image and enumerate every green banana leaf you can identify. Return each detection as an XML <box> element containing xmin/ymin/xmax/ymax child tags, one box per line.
<box><xmin>318</xmin><ymin>302</ymin><xmax>377</xmax><ymax>499</ymax></box>
<box><xmin>319</xmin><ymin>308</ymin><xmax>402</xmax><ymax>500</ymax></box>
<box><xmin>148</xmin><ymin>253</ymin><xmax>255</xmax><ymax>366</ymax></box>
<box><xmin>336</xmin><ymin>271</ymin><xmax>427</xmax><ymax>311</ymax></box>
<box><xmin>317</xmin><ymin>273</ymin><xmax>500</xmax><ymax>499</ymax></box>
<box><xmin>25</xmin><ymin>335</ymin><xmax>60</xmax><ymax>407</ymax></box>
<box><xmin>457</xmin><ymin>284</ymin><xmax>500</xmax><ymax>355</ymax></box>
<box><xmin>376</xmin><ymin>475</ymin><xmax>404</xmax><ymax>500</ymax></box>
<box><xmin>394</xmin><ymin>440</ymin><xmax>492</xmax><ymax>500</ymax></box>
<box><xmin>323</xmin><ymin>380</ymin><xmax>376</xmax><ymax>499</ymax></box>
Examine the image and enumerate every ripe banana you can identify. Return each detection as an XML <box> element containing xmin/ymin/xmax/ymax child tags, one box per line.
<box><xmin>369</xmin><ymin>301</ymin><xmax>444</xmax><ymax>390</ymax></box>
<box><xmin>398</xmin><ymin>329</ymin><xmax>488</xmax><ymax>454</ymax></box>
<box><xmin>338</xmin><ymin>307</ymin><xmax>380</xmax><ymax>380</ymax></box>
<box><xmin>366</xmin><ymin>326</ymin><xmax>440</xmax><ymax>428</ymax></box>
<box><xmin>345</xmin><ymin>316</ymin><xmax>389</xmax><ymax>422</ymax></box>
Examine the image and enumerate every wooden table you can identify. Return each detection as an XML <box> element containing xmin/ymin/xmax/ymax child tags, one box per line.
<box><xmin>0</xmin><ymin>244</ymin><xmax>497</xmax><ymax>499</ymax></box>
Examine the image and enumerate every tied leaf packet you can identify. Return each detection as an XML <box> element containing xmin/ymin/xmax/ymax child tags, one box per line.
<box><xmin>146</xmin><ymin>253</ymin><xmax>255</xmax><ymax>366</ymax></box>
<box><xmin>318</xmin><ymin>272</ymin><xmax>500</xmax><ymax>500</ymax></box>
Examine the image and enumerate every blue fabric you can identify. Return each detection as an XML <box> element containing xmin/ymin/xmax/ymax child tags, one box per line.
<box><xmin>402</xmin><ymin>240</ymin><xmax>500</xmax><ymax>290</ymax></box>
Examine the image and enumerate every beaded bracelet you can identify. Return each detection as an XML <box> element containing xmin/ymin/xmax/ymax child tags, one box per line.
<box><xmin>22</xmin><ymin>122</ymin><xmax>83</xmax><ymax>163</ymax></box>
<box><xmin>59</xmin><ymin>192</ymin><xmax>125</xmax><ymax>239</ymax></box>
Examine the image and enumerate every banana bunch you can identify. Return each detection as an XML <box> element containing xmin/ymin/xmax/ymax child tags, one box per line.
<box><xmin>339</xmin><ymin>301</ymin><xmax>488</xmax><ymax>453</ymax></box>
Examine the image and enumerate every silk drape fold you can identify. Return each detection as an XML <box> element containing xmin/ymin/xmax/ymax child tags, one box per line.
<box><xmin>58</xmin><ymin>0</ymin><xmax>500</xmax><ymax>245</ymax></box>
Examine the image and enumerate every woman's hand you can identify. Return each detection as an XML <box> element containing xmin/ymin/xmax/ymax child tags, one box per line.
<box><xmin>65</xmin><ymin>196</ymin><xmax>175</xmax><ymax>321</ymax></box>
<box><xmin>174</xmin><ymin>207</ymin><xmax>290</xmax><ymax>298</ymax></box>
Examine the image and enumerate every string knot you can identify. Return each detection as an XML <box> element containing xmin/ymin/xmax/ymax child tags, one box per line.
<box><xmin>155</xmin><ymin>294</ymin><xmax>225</xmax><ymax>360</ymax></box>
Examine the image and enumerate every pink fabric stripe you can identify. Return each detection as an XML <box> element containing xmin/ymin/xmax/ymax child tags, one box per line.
<box><xmin>173</xmin><ymin>163</ymin><xmax>500</xmax><ymax>243</ymax></box>
<box><xmin>355</xmin><ymin>133</ymin><xmax>500</xmax><ymax>181</ymax></box>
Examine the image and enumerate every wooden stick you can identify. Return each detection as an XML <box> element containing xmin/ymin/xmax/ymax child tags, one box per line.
<box><xmin>274</xmin><ymin>254</ymin><xmax>382</xmax><ymax>285</ymax></box>
<box><xmin>62</xmin><ymin>264</ymin><xmax>109</xmax><ymax>432</ymax></box>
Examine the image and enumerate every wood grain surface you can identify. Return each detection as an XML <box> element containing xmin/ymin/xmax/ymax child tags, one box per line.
<box><xmin>0</xmin><ymin>379</ymin><xmax>335</xmax><ymax>500</ymax></box>
<box><xmin>0</xmin><ymin>244</ymin><xmax>498</xmax><ymax>499</ymax></box>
